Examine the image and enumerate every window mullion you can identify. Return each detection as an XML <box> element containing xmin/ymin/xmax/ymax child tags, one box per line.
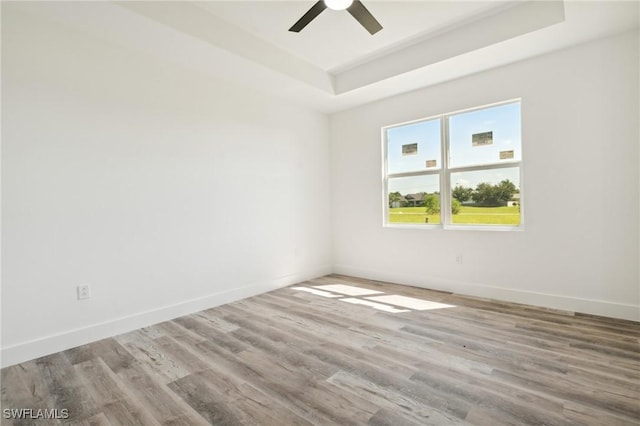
<box><xmin>387</xmin><ymin>170</ymin><xmax>441</xmax><ymax>179</ymax></box>
<box><xmin>448</xmin><ymin>161</ymin><xmax>522</xmax><ymax>174</ymax></box>
<box><xmin>441</xmin><ymin>115</ymin><xmax>451</xmax><ymax>226</ymax></box>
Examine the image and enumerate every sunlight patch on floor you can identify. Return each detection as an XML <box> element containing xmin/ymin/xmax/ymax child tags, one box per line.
<box><xmin>339</xmin><ymin>298</ymin><xmax>410</xmax><ymax>313</ymax></box>
<box><xmin>290</xmin><ymin>282</ymin><xmax>456</xmax><ymax>314</ymax></box>
<box><xmin>290</xmin><ymin>287</ymin><xmax>341</xmax><ymax>298</ymax></box>
<box><xmin>366</xmin><ymin>295</ymin><xmax>455</xmax><ymax>311</ymax></box>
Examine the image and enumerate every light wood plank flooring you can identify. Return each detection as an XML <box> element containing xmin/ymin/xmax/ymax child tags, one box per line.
<box><xmin>2</xmin><ymin>275</ymin><xmax>639</xmax><ymax>425</ymax></box>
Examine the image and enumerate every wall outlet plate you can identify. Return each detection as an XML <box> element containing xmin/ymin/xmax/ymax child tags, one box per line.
<box><xmin>77</xmin><ymin>285</ymin><xmax>91</xmax><ymax>300</ymax></box>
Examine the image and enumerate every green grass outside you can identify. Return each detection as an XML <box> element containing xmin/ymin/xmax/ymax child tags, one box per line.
<box><xmin>388</xmin><ymin>207</ymin><xmax>441</xmax><ymax>224</ymax></box>
<box><xmin>389</xmin><ymin>205</ymin><xmax>520</xmax><ymax>225</ymax></box>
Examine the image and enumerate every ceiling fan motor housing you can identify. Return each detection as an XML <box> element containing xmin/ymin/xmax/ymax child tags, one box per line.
<box><xmin>289</xmin><ymin>0</ymin><xmax>383</xmax><ymax>35</ymax></box>
<box><xmin>325</xmin><ymin>0</ymin><xmax>353</xmax><ymax>11</ymax></box>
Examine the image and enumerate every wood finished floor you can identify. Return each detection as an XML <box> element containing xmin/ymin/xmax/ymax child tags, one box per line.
<box><xmin>2</xmin><ymin>274</ymin><xmax>639</xmax><ymax>425</ymax></box>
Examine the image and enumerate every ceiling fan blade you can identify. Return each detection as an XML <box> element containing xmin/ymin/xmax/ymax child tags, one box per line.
<box><xmin>347</xmin><ymin>0</ymin><xmax>382</xmax><ymax>35</ymax></box>
<box><xmin>289</xmin><ymin>1</ymin><xmax>327</xmax><ymax>32</ymax></box>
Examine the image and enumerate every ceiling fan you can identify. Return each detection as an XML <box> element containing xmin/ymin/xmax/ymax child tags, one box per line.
<box><xmin>289</xmin><ymin>0</ymin><xmax>383</xmax><ymax>35</ymax></box>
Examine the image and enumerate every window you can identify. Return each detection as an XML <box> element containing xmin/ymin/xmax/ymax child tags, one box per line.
<box><xmin>383</xmin><ymin>100</ymin><xmax>522</xmax><ymax>229</ymax></box>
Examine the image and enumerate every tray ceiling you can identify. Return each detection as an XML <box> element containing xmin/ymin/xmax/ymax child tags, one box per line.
<box><xmin>9</xmin><ymin>1</ymin><xmax>639</xmax><ymax>113</ymax></box>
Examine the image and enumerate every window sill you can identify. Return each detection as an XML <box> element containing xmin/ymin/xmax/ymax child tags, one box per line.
<box><xmin>384</xmin><ymin>223</ymin><xmax>524</xmax><ymax>232</ymax></box>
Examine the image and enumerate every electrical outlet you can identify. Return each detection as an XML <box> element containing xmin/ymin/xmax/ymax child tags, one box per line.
<box><xmin>456</xmin><ymin>254</ymin><xmax>463</xmax><ymax>265</ymax></box>
<box><xmin>77</xmin><ymin>284</ymin><xmax>91</xmax><ymax>300</ymax></box>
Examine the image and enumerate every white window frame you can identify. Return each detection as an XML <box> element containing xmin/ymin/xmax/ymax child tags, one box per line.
<box><xmin>382</xmin><ymin>99</ymin><xmax>523</xmax><ymax>231</ymax></box>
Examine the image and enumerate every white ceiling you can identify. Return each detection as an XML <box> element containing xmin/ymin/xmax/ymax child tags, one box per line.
<box><xmin>15</xmin><ymin>1</ymin><xmax>640</xmax><ymax>113</ymax></box>
<box><xmin>194</xmin><ymin>1</ymin><xmax>511</xmax><ymax>72</ymax></box>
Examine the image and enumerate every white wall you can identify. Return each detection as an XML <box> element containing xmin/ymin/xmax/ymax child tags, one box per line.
<box><xmin>330</xmin><ymin>30</ymin><xmax>639</xmax><ymax>321</ymax></box>
<box><xmin>1</xmin><ymin>5</ymin><xmax>332</xmax><ymax>366</ymax></box>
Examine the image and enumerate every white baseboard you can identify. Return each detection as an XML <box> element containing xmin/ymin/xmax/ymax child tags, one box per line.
<box><xmin>1</xmin><ymin>265</ymin><xmax>331</xmax><ymax>368</ymax></box>
<box><xmin>3</xmin><ymin>263</ymin><xmax>635</xmax><ymax>368</ymax></box>
<box><xmin>333</xmin><ymin>265</ymin><xmax>640</xmax><ymax>322</ymax></box>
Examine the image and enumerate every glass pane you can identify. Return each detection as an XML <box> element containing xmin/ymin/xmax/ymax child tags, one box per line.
<box><xmin>386</xmin><ymin>119</ymin><xmax>440</xmax><ymax>175</ymax></box>
<box><xmin>450</xmin><ymin>167</ymin><xmax>520</xmax><ymax>225</ymax></box>
<box><xmin>388</xmin><ymin>175</ymin><xmax>440</xmax><ymax>224</ymax></box>
<box><xmin>449</xmin><ymin>102</ymin><xmax>521</xmax><ymax>168</ymax></box>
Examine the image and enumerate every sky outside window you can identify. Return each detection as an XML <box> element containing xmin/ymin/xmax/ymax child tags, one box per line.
<box><xmin>388</xmin><ymin>174</ymin><xmax>440</xmax><ymax>196</ymax></box>
<box><xmin>449</xmin><ymin>102</ymin><xmax>521</xmax><ymax>169</ymax></box>
<box><xmin>386</xmin><ymin>118</ymin><xmax>440</xmax><ymax>175</ymax></box>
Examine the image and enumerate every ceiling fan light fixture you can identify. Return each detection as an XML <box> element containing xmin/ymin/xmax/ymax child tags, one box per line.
<box><xmin>324</xmin><ymin>0</ymin><xmax>353</xmax><ymax>11</ymax></box>
<box><xmin>289</xmin><ymin>0</ymin><xmax>382</xmax><ymax>35</ymax></box>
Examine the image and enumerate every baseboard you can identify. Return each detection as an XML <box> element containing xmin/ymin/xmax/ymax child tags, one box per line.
<box><xmin>0</xmin><ymin>265</ymin><xmax>331</xmax><ymax>368</ymax></box>
<box><xmin>332</xmin><ymin>265</ymin><xmax>639</xmax><ymax>322</ymax></box>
